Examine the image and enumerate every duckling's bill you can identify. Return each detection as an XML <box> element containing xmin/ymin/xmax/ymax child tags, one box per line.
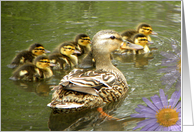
<box><xmin>151</xmin><ymin>31</ymin><xmax>158</xmax><ymax>35</ymax></box>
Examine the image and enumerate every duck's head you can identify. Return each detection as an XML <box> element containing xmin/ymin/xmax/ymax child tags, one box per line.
<box><xmin>59</xmin><ymin>42</ymin><xmax>78</xmax><ymax>56</ymax></box>
<box><xmin>137</xmin><ymin>23</ymin><xmax>158</xmax><ymax>36</ymax></box>
<box><xmin>29</xmin><ymin>43</ymin><xmax>50</xmax><ymax>56</ymax></box>
<box><xmin>34</xmin><ymin>55</ymin><xmax>51</xmax><ymax>70</ymax></box>
<box><xmin>132</xmin><ymin>33</ymin><xmax>151</xmax><ymax>47</ymax></box>
<box><xmin>92</xmin><ymin>30</ymin><xmax>143</xmax><ymax>54</ymax></box>
<box><xmin>75</xmin><ymin>34</ymin><xmax>91</xmax><ymax>46</ymax></box>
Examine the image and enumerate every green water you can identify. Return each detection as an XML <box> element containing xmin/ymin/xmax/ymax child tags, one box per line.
<box><xmin>1</xmin><ymin>1</ymin><xmax>181</xmax><ymax>131</ymax></box>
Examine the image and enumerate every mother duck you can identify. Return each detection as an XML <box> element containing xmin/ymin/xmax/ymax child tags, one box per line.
<box><xmin>47</xmin><ymin>30</ymin><xmax>137</xmax><ymax>114</ymax></box>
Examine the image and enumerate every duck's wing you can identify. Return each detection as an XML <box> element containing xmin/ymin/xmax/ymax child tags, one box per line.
<box><xmin>52</xmin><ymin>69</ymin><xmax>117</xmax><ymax>96</ymax></box>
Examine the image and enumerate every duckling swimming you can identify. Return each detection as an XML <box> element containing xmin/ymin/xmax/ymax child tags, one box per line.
<box><xmin>9</xmin><ymin>55</ymin><xmax>53</xmax><ymax>81</ymax></box>
<box><xmin>121</xmin><ymin>23</ymin><xmax>158</xmax><ymax>42</ymax></box>
<box><xmin>74</xmin><ymin>33</ymin><xmax>91</xmax><ymax>56</ymax></box>
<box><xmin>7</xmin><ymin>43</ymin><xmax>50</xmax><ymax>69</ymax></box>
<box><xmin>131</xmin><ymin>33</ymin><xmax>153</xmax><ymax>54</ymax></box>
<box><xmin>47</xmin><ymin>30</ymin><xmax>141</xmax><ymax>114</ymax></box>
<box><xmin>48</xmin><ymin>42</ymin><xmax>78</xmax><ymax>70</ymax></box>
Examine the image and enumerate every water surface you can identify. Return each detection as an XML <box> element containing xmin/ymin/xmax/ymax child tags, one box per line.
<box><xmin>1</xmin><ymin>1</ymin><xmax>181</xmax><ymax>131</ymax></box>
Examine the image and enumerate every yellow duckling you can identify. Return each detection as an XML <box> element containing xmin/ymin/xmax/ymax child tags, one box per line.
<box><xmin>47</xmin><ymin>30</ymin><xmax>141</xmax><ymax>114</ymax></box>
<box><xmin>9</xmin><ymin>55</ymin><xmax>53</xmax><ymax>81</ymax></box>
<box><xmin>74</xmin><ymin>33</ymin><xmax>91</xmax><ymax>56</ymax></box>
<box><xmin>121</xmin><ymin>23</ymin><xmax>158</xmax><ymax>42</ymax></box>
<box><xmin>7</xmin><ymin>43</ymin><xmax>50</xmax><ymax>69</ymax></box>
<box><xmin>48</xmin><ymin>42</ymin><xmax>79</xmax><ymax>70</ymax></box>
<box><xmin>131</xmin><ymin>33</ymin><xmax>153</xmax><ymax>54</ymax></box>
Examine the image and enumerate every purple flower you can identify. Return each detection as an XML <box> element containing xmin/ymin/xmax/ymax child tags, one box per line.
<box><xmin>131</xmin><ymin>89</ymin><xmax>181</xmax><ymax>131</ymax></box>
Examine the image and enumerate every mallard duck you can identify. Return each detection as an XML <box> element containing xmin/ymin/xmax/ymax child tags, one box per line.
<box><xmin>121</xmin><ymin>23</ymin><xmax>158</xmax><ymax>42</ymax></box>
<box><xmin>7</xmin><ymin>43</ymin><xmax>50</xmax><ymax>69</ymax></box>
<box><xmin>48</xmin><ymin>42</ymin><xmax>79</xmax><ymax>70</ymax></box>
<box><xmin>47</xmin><ymin>30</ymin><xmax>140</xmax><ymax>114</ymax></box>
<box><xmin>9</xmin><ymin>55</ymin><xmax>53</xmax><ymax>81</ymax></box>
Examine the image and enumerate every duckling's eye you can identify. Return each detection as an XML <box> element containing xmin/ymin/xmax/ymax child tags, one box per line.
<box><xmin>39</xmin><ymin>61</ymin><xmax>50</xmax><ymax>63</ymax></box>
<box><xmin>110</xmin><ymin>36</ymin><xmax>116</xmax><ymax>39</ymax></box>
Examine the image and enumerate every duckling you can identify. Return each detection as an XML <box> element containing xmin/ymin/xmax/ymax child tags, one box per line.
<box><xmin>48</xmin><ymin>42</ymin><xmax>78</xmax><ymax>70</ymax></box>
<box><xmin>9</xmin><ymin>55</ymin><xmax>53</xmax><ymax>81</ymax></box>
<box><xmin>74</xmin><ymin>33</ymin><xmax>91</xmax><ymax>56</ymax></box>
<box><xmin>121</xmin><ymin>23</ymin><xmax>158</xmax><ymax>42</ymax></box>
<box><xmin>131</xmin><ymin>33</ymin><xmax>153</xmax><ymax>54</ymax></box>
<box><xmin>7</xmin><ymin>43</ymin><xmax>50</xmax><ymax>69</ymax></box>
<box><xmin>47</xmin><ymin>30</ymin><xmax>141</xmax><ymax>114</ymax></box>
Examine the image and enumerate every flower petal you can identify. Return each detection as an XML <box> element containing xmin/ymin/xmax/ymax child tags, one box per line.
<box><xmin>170</xmin><ymin>124</ymin><xmax>181</xmax><ymax>131</ymax></box>
<box><xmin>163</xmin><ymin>127</ymin><xmax>168</xmax><ymax>131</ymax></box>
<box><xmin>151</xmin><ymin>94</ymin><xmax>163</xmax><ymax>110</ymax></box>
<box><xmin>169</xmin><ymin>91</ymin><xmax>178</xmax><ymax>107</ymax></box>
<box><xmin>140</xmin><ymin>122</ymin><xmax>158</xmax><ymax>131</ymax></box>
<box><xmin>159</xmin><ymin>89</ymin><xmax>168</xmax><ymax>107</ymax></box>
<box><xmin>175</xmin><ymin>101</ymin><xmax>181</xmax><ymax>109</ymax></box>
<box><xmin>172</xmin><ymin>90</ymin><xmax>181</xmax><ymax>108</ymax></box>
<box><xmin>133</xmin><ymin>118</ymin><xmax>157</xmax><ymax>130</ymax></box>
<box><xmin>176</xmin><ymin>119</ymin><xmax>181</xmax><ymax>125</ymax></box>
<box><xmin>136</xmin><ymin>105</ymin><xmax>156</xmax><ymax>115</ymax></box>
<box><xmin>142</xmin><ymin>97</ymin><xmax>158</xmax><ymax>112</ymax></box>
<box><xmin>130</xmin><ymin>113</ymin><xmax>156</xmax><ymax>118</ymax></box>
<box><xmin>155</xmin><ymin>125</ymin><xmax>164</xmax><ymax>131</ymax></box>
<box><xmin>147</xmin><ymin>123</ymin><xmax>160</xmax><ymax>131</ymax></box>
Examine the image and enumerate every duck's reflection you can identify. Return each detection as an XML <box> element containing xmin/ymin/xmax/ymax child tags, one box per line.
<box><xmin>113</xmin><ymin>52</ymin><xmax>154</xmax><ymax>68</ymax></box>
<box><xmin>47</xmin><ymin>97</ymin><xmax>136</xmax><ymax>131</ymax></box>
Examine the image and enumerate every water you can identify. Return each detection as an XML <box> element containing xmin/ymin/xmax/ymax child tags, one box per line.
<box><xmin>1</xmin><ymin>1</ymin><xmax>181</xmax><ymax>131</ymax></box>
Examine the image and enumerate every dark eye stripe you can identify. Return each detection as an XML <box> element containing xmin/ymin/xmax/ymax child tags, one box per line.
<box><xmin>39</xmin><ymin>61</ymin><xmax>50</xmax><ymax>63</ymax></box>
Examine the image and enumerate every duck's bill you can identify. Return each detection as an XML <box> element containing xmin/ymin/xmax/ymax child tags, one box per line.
<box><xmin>147</xmin><ymin>40</ymin><xmax>154</xmax><ymax>44</ymax></box>
<box><xmin>49</xmin><ymin>63</ymin><xmax>56</xmax><ymax>67</ymax></box>
<box><xmin>73</xmin><ymin>50</ymin><xmax>82</xmax><ymax>54</ymax></box>
<box><xmin>151</xmin><ymin>31</ymin><xmax>158</xmax><ymax>35</ymax></box>
<box><xmin>45</xmin><ymin>49</ymin><xmax>51</xmax><ymax>53</ymax></box>
<box><xmin>120</xmin><ymin>42</ymin><xmax>143</xmax><ymax>50</ymax></box>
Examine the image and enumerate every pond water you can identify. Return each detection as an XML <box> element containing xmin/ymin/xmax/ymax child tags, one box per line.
<box><xmin>1</xmin><ymin>1</ymin><xmax>181</xmax><ymax>131</ymax></box>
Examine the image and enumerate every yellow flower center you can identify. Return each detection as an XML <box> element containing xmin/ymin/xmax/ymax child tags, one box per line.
<box><xmin>156</xmin><ymin>106</ymin><xmax>179</xmax><ymax>127</ymax></box>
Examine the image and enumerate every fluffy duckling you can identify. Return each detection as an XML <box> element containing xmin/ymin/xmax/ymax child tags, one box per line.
<box><xmin>121</xmin><ymin>23</ymin><xmax>158</xmax><ymax>42</ymax></box>
<box><xmin>48</xmin><ymin>42</ymin><xmax>78</xmax><ymax>70</ymax></box>
<box><xmin>7</xmin><ymin>43</ymin><xmax>50</xmax><ymax>69</ymax></box>
<box><xmin>9</xmin><ymin>55</ymin><xmax>53</xmax><ymax>81</ymax></box>
<box><xmin>73</xmin><ymin>33</ymin><xmax>91</xmax><ymax>56</ymax></box>
<box><xmin>47</xmin><ymin>30</ymin><xmax>142</xmax><ymax>114</ymax></box>
<box><xmin>131</xmin><ymin>33</ymin><xmax>153</xmax><ymax>54</ymax></box>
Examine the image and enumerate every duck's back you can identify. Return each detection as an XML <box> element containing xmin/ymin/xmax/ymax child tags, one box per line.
<box><xmin>48</xmin><ymin>68</ymin><xmax>128</xmax><ymax>112</ymax></box>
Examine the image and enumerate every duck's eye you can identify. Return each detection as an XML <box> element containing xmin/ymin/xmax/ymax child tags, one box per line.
<box><xmin>110</xmin><ymin>36</ymin><xmax>116</xmax><ymax>39</ymax></box>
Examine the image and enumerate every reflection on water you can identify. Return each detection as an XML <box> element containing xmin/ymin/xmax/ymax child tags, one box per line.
<box><xmin>1</xmin><ymin>1</ymin><xmax>181</xmax><ymax>131</ymax></box>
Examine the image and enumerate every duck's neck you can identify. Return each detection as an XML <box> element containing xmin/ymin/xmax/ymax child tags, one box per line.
<box><xmin>94</xmin><ymin>53</ymin><xmax>114</xmax><ymax>71</ymax></box>
<box><xmin>94</xmin><ymin>52</ymin><xmax>127</xmax><ymax>85</ymax></box>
